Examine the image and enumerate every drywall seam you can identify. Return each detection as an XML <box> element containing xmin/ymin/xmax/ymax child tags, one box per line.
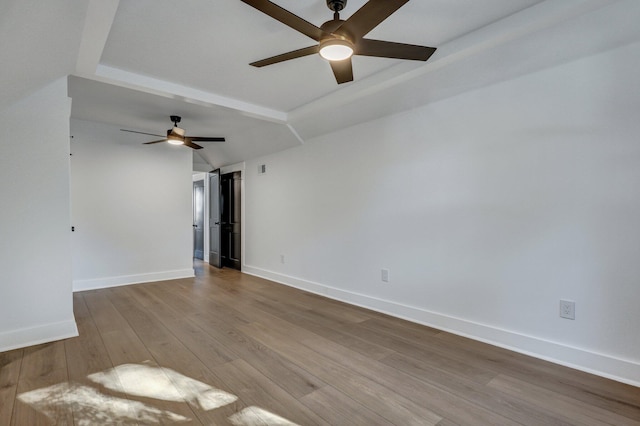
<box><xmin>73</xmin><ymin>269</ymin><xmax>195</xmax><ymax>292</ymax></box>
<box><xmin>243</xmin><ymin>265</ymin><xmax>640</xmax><ymax>388</ymax></box>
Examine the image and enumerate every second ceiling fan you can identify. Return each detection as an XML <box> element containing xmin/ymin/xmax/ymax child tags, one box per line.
<box><xmin>241</xmin><ymin>0</ymin><xmax>437</xmax><ymax>84</ymax></box>
<box><xmin>120</xmin><ymin>116</ymin><xmax>225</xmax><ymax>150</ymax></box>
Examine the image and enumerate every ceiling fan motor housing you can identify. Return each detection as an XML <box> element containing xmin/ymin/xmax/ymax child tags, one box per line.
<box><xmin>327</xmin><ymin>0</ymin><xmax>346</xmax><ymax>12</ymax></box>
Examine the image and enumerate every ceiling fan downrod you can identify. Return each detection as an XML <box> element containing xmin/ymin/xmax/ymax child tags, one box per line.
<box><xmin>327</xmin><ymin>0</ymin><xmax>346</xmax><ymax>21</ymax></box>
<box><xmin>170</xmin><ymin>115</ymin><xmax>182</xmax><ymax>127</ymax></box>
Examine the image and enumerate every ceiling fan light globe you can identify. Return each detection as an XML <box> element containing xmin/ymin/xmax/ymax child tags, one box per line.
<box><xmin>167</xmin><ymin>136</ymin><xmax>184</xmax><ymax>145</ymax></box>
<box><xmin>319</xmin><ymin>39</ymin><xmax>354</xmax><ymax>61</ymax></box>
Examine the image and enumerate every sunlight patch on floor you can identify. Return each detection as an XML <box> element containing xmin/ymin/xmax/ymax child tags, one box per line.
<box><xmin>229</xmin><ymin>406</ymin><xmax>300</xmax><ymax>426</ymax></box>
<box><xmin>17</xmin><ymin>361</ymin><xmax>298</xmax><ymax>425</ymax></box>
<box><xmin>88</xmin><ymin>363</ymin><xmax>237</xmax><ymax>411</ymax></box>
<box><xmin>17</xmin><ymin>382</ymin><xmax>189</xmax><ymax>425</ymax></box>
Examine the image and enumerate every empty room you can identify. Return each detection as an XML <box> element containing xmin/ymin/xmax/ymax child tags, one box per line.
<box><xmin>1</xmin><ymin>0</ymin><xmax>639</xmax><ymax>424</ymax></box>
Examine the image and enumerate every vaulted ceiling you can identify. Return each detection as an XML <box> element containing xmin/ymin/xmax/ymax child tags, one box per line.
<box><xmin>3</xmin><ymin>0</ymin><xmax>640</xmax><ymax>169</ymax></box>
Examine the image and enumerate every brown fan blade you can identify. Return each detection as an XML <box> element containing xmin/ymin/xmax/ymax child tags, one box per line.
<box><xmin>184</xmin><ymin>139</ymin><xmax>204</xmax><ymax>150</ymax></box>
<box><xmin>241</xmin><ymin>0</ymin><xmax>328</xmax><ymax>41</ymax></box>
<box><xmin>121</xmin><ymin>129</ymin><xmax>165</xmax><ymax>137</ymax></box>
<box><xmin>337</xmin><ymin>0</ymin><xmax>408</xmax><ymax>40</ymax></box>
<box><xmin>356</xmin><ymin>39</ymin><xmax>436</xmax><ymax>61</ymax></box>
<box><xmin>250</xmin><ymin>45</ymin><xmax>319</xmax><ymax>67</ymax></box>
<box><xmin>330</xmin><ymin>58</ymin><xmax>353</xmax><ymax>84</ymax></box>
<box><xmin>143</xmin><ymin>139</ymin><xmax>168</xmax><ymax>145</ymax></box>
<box><xmin>188</xmin><ymin>137</ymin><xmax>226</xmax><ymax>142</ymax></box>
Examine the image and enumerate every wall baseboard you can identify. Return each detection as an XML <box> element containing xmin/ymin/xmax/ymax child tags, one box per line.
<box><xmin>0</xmin><ymin>319</ymin><xmax>78</xmax><ymax>353</ymax></box>
<box><xmin>243</xmin><ymin>265</ymin><xmax>640</xmax><ymax>388</ymax></box>
<box><xmin>73</xmin><ymin>268</ymin><xmax>195</xmax><ymax>292</ymax></box>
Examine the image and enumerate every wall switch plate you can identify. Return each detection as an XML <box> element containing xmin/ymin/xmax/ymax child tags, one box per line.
<box><xmin>559</xmin><ymin>300</ymin><xmax>575</xmax><ymax>320</ymax></box>
<box><xmin>381</xmin><ymin>268</ymin><xmax>389</xmax><ymax>283</ymax></box>
<box><xmin>280</xmin><ymin>255</ymin><xmax>285</xmax><ymax>264</ymax></box>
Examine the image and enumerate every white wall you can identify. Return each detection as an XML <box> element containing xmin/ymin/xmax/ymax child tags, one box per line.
<box><xmin>70</xmin><ymin>119</ymin><xmax>194</xmax><ymax>290</ymax></box>
<box><xmin>0</xmin><ymin>78</ymin><xmax>78</xmax><ymax>351</ymax></box>
<box><xmin>243</xmin><ymin>40</ymin><xmax>640</xmax><ymax>385</ymax></box>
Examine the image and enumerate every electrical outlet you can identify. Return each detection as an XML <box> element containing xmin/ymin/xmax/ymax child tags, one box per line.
<box><xmin>280</xmin><ymin>255</ymin><xmax>285</xmax><ymax>264</ymax></box>
<box><xmin>559</xmin><ymin>300</ymin><xmax>575</xmax><ymax>320</ymax></box>
<box><xmin>381</xmin><ymin>268</ymin><xmax>389</xmax><ymax>283</ymax></box>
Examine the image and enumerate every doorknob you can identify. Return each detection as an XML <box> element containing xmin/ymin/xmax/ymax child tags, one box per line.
<box><xmin>214</xmin><ymin>222</ymin><xmax>220</xmax><ymax>225</ymax></box>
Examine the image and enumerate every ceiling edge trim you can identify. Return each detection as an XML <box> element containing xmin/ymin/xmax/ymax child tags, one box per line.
<box><xmin>88</xmin><ymin>65</ymin><xmax>288</xmax><ymax>124</ymax></box>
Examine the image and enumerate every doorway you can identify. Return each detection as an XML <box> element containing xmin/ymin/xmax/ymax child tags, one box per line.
<box><xmin>192</xmin><ymin>180</ymin><xmax>205</xmax><ymax>260</ymax></box>
<box><xmin>220</xmin><ymin>171</ymin><xmax>241</xmax><ymax>270</ymax></box>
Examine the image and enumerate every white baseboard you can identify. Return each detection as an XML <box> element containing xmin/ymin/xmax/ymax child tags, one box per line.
<box><xmin>243</xmin><ymin>265</ymin><xmax>640</xmax><ymax>388</ymax></box>
<box><xmin>0</xmin><ymin>319</ymin><xmax>79</xmax><ymax>353</ymax></box>
<box><xmin>73</xmin><ymin>268</ymin><xmax>195</xmax><ymax>292</ymax></box>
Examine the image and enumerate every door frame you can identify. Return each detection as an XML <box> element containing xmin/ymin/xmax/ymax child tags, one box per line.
<box><xmin>193</xmin><ymin>164</ymin><xmax>245</xmax><ymax>270</ymax></box>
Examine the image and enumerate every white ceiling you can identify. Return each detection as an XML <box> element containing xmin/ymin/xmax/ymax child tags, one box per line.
<box><xmin>100</xmin><ymin>0</ymin><xmax>542</xmax><ymax>111</ymax></box>
<box><xmin>3</xmin><ymin>0</ymin><xmax>640</xmax><ymax>169</ymax></box>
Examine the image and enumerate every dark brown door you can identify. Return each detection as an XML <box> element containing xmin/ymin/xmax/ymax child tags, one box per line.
<box><xmin>221</xmin><ymin>171</ymin><xmax>241</xmax><ymax>270</ymax></box>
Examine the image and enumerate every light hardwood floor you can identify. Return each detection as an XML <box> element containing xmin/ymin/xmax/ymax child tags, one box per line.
<box><xmin>1</xmin><ymin>261</ymin><xmax>639</xmax><ymax>425</ymax></box>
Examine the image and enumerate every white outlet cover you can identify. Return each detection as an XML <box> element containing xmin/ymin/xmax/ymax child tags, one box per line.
<box><xmin>559</xmin><ymin>300</ymin><xmax>575</xmax><ymax>320</ymax></box>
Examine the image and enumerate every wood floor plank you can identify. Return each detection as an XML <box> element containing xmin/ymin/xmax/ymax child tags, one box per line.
<box><xmin>12</xmin><ymin>342</ymin><xmax>73</xmax><ymax>425</ymax></box>
<box><xmin>82</xmin><ymin>289</ymin><xmax>132</xmax><ymax>334</ymax></box>
<box><xmin>436</xmin><ymin>419</ymin><xmax>463</xmax><ymax>426</ymax></box>
<box><xmin>300</xmin><ymin>385</ymin><xmax>392</xmax><ymax>425</ymax></box>
<box><xmin>275</xmin><ymin>308</ymin><xmax>395</xmax><ymax>360</ymax></box>
<box><xmin>0</xmin><ymin>349</ymin><xmax>23</xmax><ymax>426</ymax></box>
<box><xmin>380</xmin><ymin>345</ymin><xmax>496</xmax><ymax>386</ymax></box>
<box><xmin>488</xmin><ymin>374</ymin><xmax>640</xmax><ymax>426</ymax></box>
<box><xmin>359</xmin><ymin>316</ymin><xmax>441</xmax><ymax>340</ymax></box>
<box><xmin>64</xmin><ymin>293</ymin><xmax>114</xmax><ymax>378</ymax></box>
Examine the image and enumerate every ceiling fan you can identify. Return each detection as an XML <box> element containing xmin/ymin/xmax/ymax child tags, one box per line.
<box><xmin>120</xmin><ymin>116</ymin><xmax>225</xmax><ymax>150</ymax></box>
<box><xmin>241</xmin><ymin>0</ymin><xmax>436</xmax><ymax>84</ymax></box>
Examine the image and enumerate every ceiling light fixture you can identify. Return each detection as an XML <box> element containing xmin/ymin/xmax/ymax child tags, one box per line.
<box><xmin>167</xmin><ymin>127</ymin><xmax>185</xmax><ymax>145</ymax></box>
<box><xmin>319</xmin><ymin>38</ymin><xmax>354</xmax><ymax>61</ymax></box>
